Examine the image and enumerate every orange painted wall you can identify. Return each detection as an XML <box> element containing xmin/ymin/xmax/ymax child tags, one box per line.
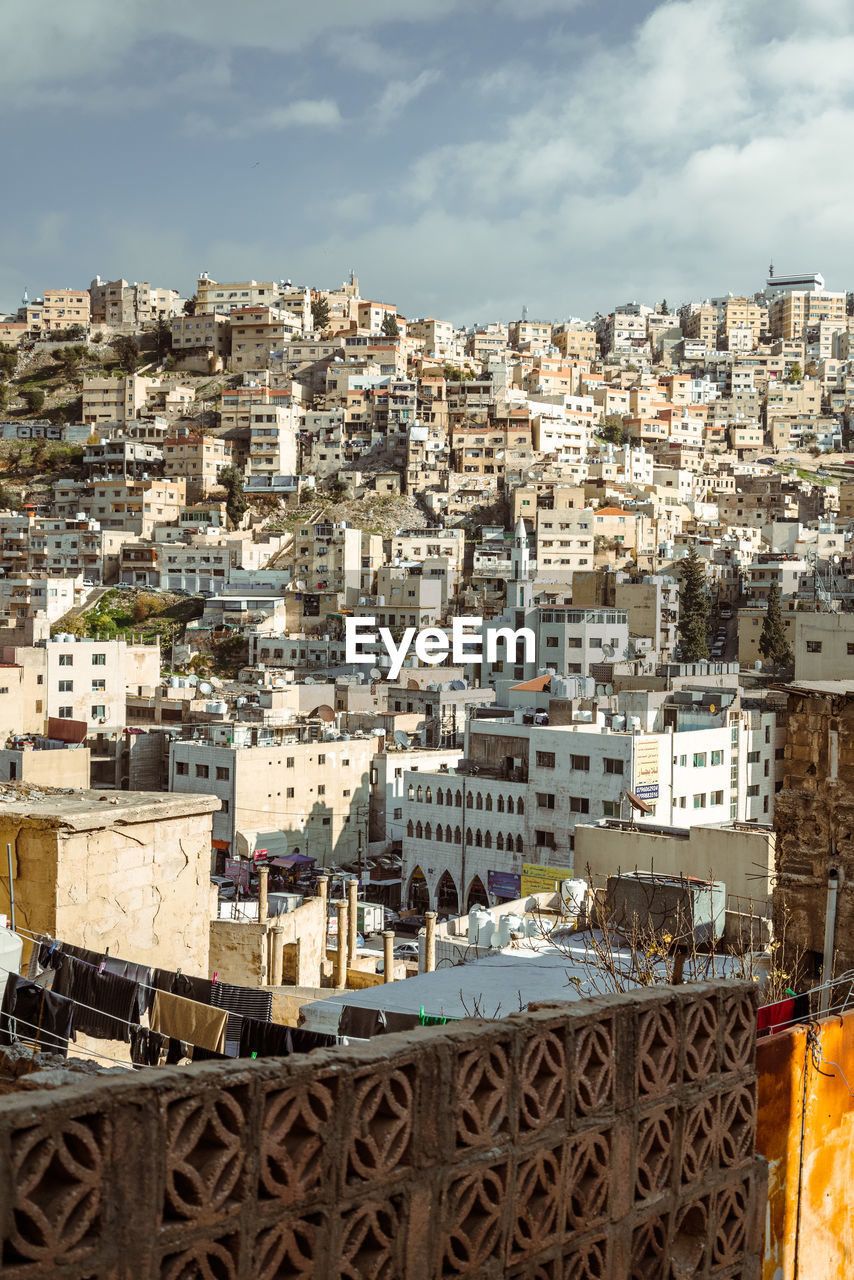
<box><xmin>757</xmin><ymin>1009</ymin><xmax>854</xmax><ymax>1279</ymax></box>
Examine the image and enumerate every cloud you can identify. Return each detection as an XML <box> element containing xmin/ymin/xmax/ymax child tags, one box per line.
<box><xmin>229</xmin><ymin>99</ymin><xmax>343</xmax><ymax>135</ymax></box>
<box><xmin>373</xmin><ymin>70</ymin><xmax>441</xmax><ymax>118</ymax></box>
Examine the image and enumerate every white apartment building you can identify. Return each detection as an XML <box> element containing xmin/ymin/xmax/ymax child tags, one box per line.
<box><xmin>535</xmin><ymin>508</ymin><xmax>595</xmax><ymax>578</ymax></box>
<box><xmin>372</xmin><ymin>746</ymin><xmax>463</xmax><ymax>846</ymax></box>
<box><xmin>40</xmin><ymin>635</ymin><xmax>160</xmax><ymax>729</ymax></box>
<box><xmin>292</xmin><ymin>521</ymin><xmax>383</xmax><ymax>602</ymax></box>
<box><xmin>0</xmin><ymin>577</ymin><xmax>78</xmax><ymax>624</ymax></box>
<box><xmin>248</xmin><ymin>404</ymin><xmax>299</xmax><ymax>476</ymax></box>
<box><xmin>168</xmin><ymin>727</ymin><xmax>379</xmax><ymax>864</ymax></box>
<box><xmin>400</xmin><ymin>707</ymin><xmax>782</xmax><ymax>911</ymax></box>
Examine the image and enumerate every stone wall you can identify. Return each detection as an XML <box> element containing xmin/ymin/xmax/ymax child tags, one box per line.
<box><xmin>0</xmin><ymin>981</ymin><xmax>765</xmax><ymax>1278</ymax></box>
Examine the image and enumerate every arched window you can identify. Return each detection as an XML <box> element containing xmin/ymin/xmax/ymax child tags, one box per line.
<box><xmin>455</xmin><ymin>791</ymin><xmax>462</xmax><ymax>807</ymax></box>
<box><xmin>475</xmin><ymin>793</ymin><xmax>483</xmax><ymax>810</ymax></box>
<box><xmin>454</xmin><ymin>826</ymin><xmax>461</xmax><ymax>843</ymax></box>
<box><xmin>446</xmin><ymin>824</ymin><xmax>454</xmax><ymax>842</ymax></box>
<box><xmin>466</xmin><ymin>793</ymin><xmax>473</xmax><ymax>809</ymax></box>
<box><xmin>436</xmin><ymin>825</ymin><xmax>444</xmax><ymax>842</ymax></box>
<box><xmin>415</xmin><ymin>821</ymin><xmax>423</xmax><ymax>839</ymax></box>
<box><xmin>446</xmin><ymin>788</ymin><xmax>453</xmax><ymax>805</ymax></box>
<box><xmin>424</xmin><ymin>822</ymin><xmax>432</xmax><ymax>840</ymax></box>
<box><xmin>516</xmin><ymin>834</ymin><xmax>524</xmax><ymax>853</ymax></box>
<box><xmin>517</xmin><ymin>798</ymin><xmax>525</xmax><ymax>815</ymax></box>
<box><xmin>407</xmin><ymin>784</ymin><xmax>414</xmax><ymax>801</ymax></box>
<box><xmin>425</xmin><ymin>787</ymin><xmax>432</xmax><ymax>803</ymax></box>
<box><xmin>484</xmin><ymin>831</ymin><xmax>492</xmax><ymax>849</ymax></box>
<box><xmin>475</xmin><ymin>829</ymin><xmax>483</xmax><ymax>847</ymax></box>
<box><xmin>507</xmin><ymin>797</ymin><xmax>515</xmax><ymax>815</ymax></box>
<box><xmin>497</xmin><ymin>833</ymin><xmax>504</xmax><ymax>850</ymax></box>
<box><xmin>485</xmin><ymin>794</ymin><xmax>493</xmax><ymax>811</ymax></box>
<box><xmin>416</xmin><ymin>785</ymin><xmax>423</xmax><ymax>802</ymax></box>
<box><xmin>437</xmin><ymin>789</ymin><xmax>444</xmax><ymax>805</ymax></box>
<box><xmin>497</xmin><ymin>796</ymin><xmax>505</xmax><ymax>813</ymax></box>
<box><xmin>407</xmin><ymin>820</ymin><xmax>414</xmax><ymax>837</ymax></box>
<box><xmin>466</xmin><ymin>827</ymin><xmax>473</xmax><ymax>845</ymax></box>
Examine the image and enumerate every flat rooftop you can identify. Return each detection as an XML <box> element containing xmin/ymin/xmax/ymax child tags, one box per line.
<box><xmin>0</xmin><ymin>785</ymin><xmax>219</xmax><ymax>830</ymax></box>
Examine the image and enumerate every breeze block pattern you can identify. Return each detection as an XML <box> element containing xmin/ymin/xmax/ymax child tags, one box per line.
<box><xmin>0</xmin><ymin>981</ymin><xmax>767</xmax><ymax>1279</ymax></box>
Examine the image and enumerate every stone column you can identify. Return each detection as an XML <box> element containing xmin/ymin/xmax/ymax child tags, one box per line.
<box><xmin>347</xmin><ymin>878</ymin><xmax>358</xmax><ymax>970</ymax></box>
<box><xmin>335</xmin><ymin>899</ymin><xmax>348</xmax><ymax>989</ymax></box>
<box><xmin>317</xmin><ymin>874</ymin><xmax>328</xmax><ymax>916</ymax></box>
<box><xmin>424</xmin><ymin>910</ymin><xmax>437</xmax><ymax>973</ymax></box>
<box><xmin>270</xmin><ymin>925</ymin><xmax>284</xmax><ymax>986</ymax></box>
<box><xmin>258</xmin><ymin>865</ymin><xmax>269</xmax><ymax>924</ymax></box>
<box><xmin>382</xmin><ymin>929</ymin><xmax>394</xmax><ymax>984</ymax></box>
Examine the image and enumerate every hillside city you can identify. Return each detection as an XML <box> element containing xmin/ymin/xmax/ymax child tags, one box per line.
<box><xmin>0</xmin><ymin>263</ymin><xmax>852</xmax><ymax>1276</ymax></box>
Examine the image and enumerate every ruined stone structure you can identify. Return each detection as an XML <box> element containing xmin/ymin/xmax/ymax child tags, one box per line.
<box><xmin>773</xmin><ymin>683</ymin><xmax>854</xmax><ymax>979</ymax></box>
<box><xmin>0</xmin><ymin>982</ymin><xmax>765</xmax><ymax>1278</ymax></box>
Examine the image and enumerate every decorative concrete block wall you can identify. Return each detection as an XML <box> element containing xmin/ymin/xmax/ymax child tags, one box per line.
<box><xmin>0</xmin><ymin>981</ymin><xmax>766</xmax><ymax>1278</ymax></box>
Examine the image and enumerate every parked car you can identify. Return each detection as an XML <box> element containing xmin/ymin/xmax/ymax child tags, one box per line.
<box><xmin>720</xmin><ymin>606</ymin><xmax>732</xmax><ymax>620</ymax></box>
<box><xmin>394</xmin><ymin>943</ymin><xmax>420</xmax><ymax>962</ymax></box>
<box><xmin>396</xmin><ymin>914</ymin><xmax>426</xmax><ymax>935</ymax></box>
<box><xmin>210</xmin><ymin>875</ymin><xmax>236</xmax><ymax>901</ymax></box>
<box><xmin>326</xmin><ymin>932</ymin><xmax>365</xmax><ymax>950</ymax></box>
<box><xmin>383</xmin><ymin>908</ymin><xmax>400</xmax><ymax>927</ymax></box>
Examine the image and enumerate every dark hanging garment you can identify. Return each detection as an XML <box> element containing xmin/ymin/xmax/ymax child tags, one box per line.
<box><xmin>211</xmin><ymin>981</ymin><xmax>272</xmax><ymax>1055</ymax></box>
<box><xmin>51</xmin><ymin>955</ymin><xmax>140</xmax><ymax>1043</ymax></box>
<box><xmin>0</xmin><ymin>973</ymin><xmax>75</xmax><ymax>1057</ymax></box>
<box><xmin>166</xmin><ymin>1037</ymin><xmax>192</xmax><ymax>1064</ymax></box>
<box><xmin>129</xmin><ymin>1026</ymin><xmax>168</xmax><ymax>1067</ymax></box>
<box><xmin>171</xmin><ymin>972</ymin><xmax>213</xmax><ymax>1005</ymax></box>
<box><xmin>238</xmin><ymin>1016</ymin><xmax>335</xmax><ymax>1059</ymax></box>
<box><xmin>102</xmin><ymin>959</ymin><xmax>154</xmax><ymax>1017</ymax></box>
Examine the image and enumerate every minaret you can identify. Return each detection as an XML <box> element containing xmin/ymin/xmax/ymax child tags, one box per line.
<box><xmin>508</xmin><ymin>516</ymin><xmax>533</xmax><ymax>609</ymax></box>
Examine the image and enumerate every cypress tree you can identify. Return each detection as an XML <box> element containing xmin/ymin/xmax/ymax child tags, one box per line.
<box><xmin>678</xmin><ymin>544</ymin><xmax>710</xmax><ymax>661</ymax></box>
<box><xmin>759</xmin><ymin>579</ymin><xmax>793</xmax><ymax>667</ymax></box>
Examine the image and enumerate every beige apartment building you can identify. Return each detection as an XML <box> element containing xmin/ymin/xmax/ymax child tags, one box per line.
<box><xmin>679</xmin><ymin>303</ymin><xmax>718</xmax><ymax>350</ymax></box>
<box><xmin>552</xmin><ymin>326</ymin><xmax>597</xmax><ymax>361</ymax></box>
<box><xmin>27</xmin><ymin>289</ymin><xmax>91</xmax><ymax>335</ymax></box>
<box><xmin>171</xmin><ymin>312</ymin><xmax>231</xmax><ymax>357</ymax></box>
<box><xmin>52</xmin><ymin>478</ymin><xmax>186</xmax><ymax>536</ymax></box>
<box><xmin>768</xmin><ymin>289</ymin><xmax>846</xmax><ymax>340</ymax></box>
<box><xmin>89</xmin><ymin>278</ymin><xmax>179</xmax><ymax>327</ymax></box>
<box><xmin>196</xmin><ymin>274</ymin><xmax>276</xmax><ymax>313</ymax></box>
<box><xmin>82</xmin><ymin>374</ymin><xmax>158</xmax><ymax>424</ymax></box>
<box><xmin>719</xmin><ymin>297</ymin><xmax>765</xmax><ymax>348</ymax></box>
<box><xmin>0</xmin><ymin>575</ymin><xmax>77</xmax><ymax>624</ymax></box>
<box><xmin>293</xmin><ymin>520</ymin><xmax>383</xmax><ymax>602</ymax></box>
<box><xmin>168</xmin><ymin>729</ymin><xmax>380</xmax><ymax>866</ymax></box>
<box><xmin>407</xmin><ymin>317</ymin><xmax>456</xmax><ymax>357</ymax></box>
<box><xmin>230</xmin><ymin>306</ymin><xmax>302</xmax><ymax>371</ymax></box>
<box><xmin>389</xmin><ymin>527</ymin><xmax>466</xmax><ymax>571</ymax></box>
<box><xmin>508</xmin><ymin>320</ymin><xmax>553</xmax><ymax>349</ymax></box>
<box><xmin>162</xmin><ymin>433</ymin><xmax>233</xmax><ymax>497</ymax></box>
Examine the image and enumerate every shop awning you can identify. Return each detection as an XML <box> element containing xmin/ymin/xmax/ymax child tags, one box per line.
<box><xmin>269</xmin><ymin>853</ymin><xmax>316</xmax><ymax>869</ymax></box>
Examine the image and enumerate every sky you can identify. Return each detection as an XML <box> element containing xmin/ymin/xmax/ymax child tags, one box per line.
<box><xmin>1</xmin><ymin>0</ymin><xmax>852</xmax><ymax>325</ymax></box>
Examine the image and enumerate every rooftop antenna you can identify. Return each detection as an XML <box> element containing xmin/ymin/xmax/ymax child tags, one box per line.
<box><xmin>522</xmin><ymin>304</ymin><xmax>528</xmax><ymax>322</ymax></box>
<box><xmin>769</xmin><ymin>261</ymin><xmax>774</xmax><ymax>279</ymax></box>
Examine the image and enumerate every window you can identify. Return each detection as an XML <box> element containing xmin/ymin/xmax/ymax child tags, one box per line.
<box><xmin>216</xmin><ymin>766</ymin><xmax>230</xmax><ymax>781</ymax></box>
<box><xmin>693</xmin><ymin>753</ymin><xmax>707</xmax><ymax>767</ymax></box>
<box><xmin>806</xmin><ymin>641</ymin><xmax>822</xmax><ymax>654</ymax></box>
<box><xmin>92</xmin><ymin>653</ymin><xmax>106</xmax><ymax>666</ymax></box>
<box><xmin>570</xmin><ymin>796</ymin><xmax>589</xmax><ymax>813</ymax></box>
<box><xmin>570</xmin><ymin>755</ymin><xmax>590</xmax><ymax>771</ymax></box>
<box><xmin>195</xmin><ymin>764</ymin><xmax>209</xmax><ymax>778</ymax></box>
<box><xmin>317</xmin><ymin>785</ymin><xmax>326</xmax><ymax>796</ymax></box>
<box><xmin>711</xmin><ymin>790</ymin><xmax>724</xmax><ymax>805</ymax></box>
<box><xmin>286</xmin><ymin>757</ymin><xmax>294</xmax><ymax>768</ymax></box>
<box><xmin>536</xmin><ymin>751</ymin><xmax>555</xmax><ymax>768</ymax></box>
<box><xmin>678</xmin><ymin>754</ymin><xmax>687</xmax><ymax>767</ymax></box>
<box><xmin>603</xmin><ymin>800</ymin><xmax>620</xmax><ymax>817</ymax></box>
<box><xmin>603</xmin><ymin>758</ymin><xmax>623</xmax><ymax>775</ymax></box>
<box><xmin>221</xmin><ymin>799</ymin><xmax>229</xmax><ymax>814</ymax></box>
<box><xmin>535</xmin><ymin>830</ymin><xmax>556</xmax><ymax>848</ymax></box>
<box><xmin>711</xmin><ymin>750</ymin><xmax>723</xmax><ymax>766</ymax></box>
<box><xmin>91</xmin><ymin>705</ymin><xmax>105</xmax><ymax>719</ymax></box>
<box><xmin>58</xmin><ymin>654</ymin><xmax>73</xmax><ymax>667</ymax></box>
<box><xmin>545</xmin><ymin>636</ymin><xmax>558</xmax><ymax>648</ymax></box>
<box><xmin>775</xmin><ymin>747</ymin><xmax>784</xmax><ymax>760</ymax></box>
<box><xmin>537</xmin><ymin>793</ymin><xmax>556</xmax><ymax>809</ymax></box>
<box><xmin>678</xmin><ymin>796</ymin><xmax>686</xmax><ymax>808</ymax></box>
<box><xmin>318</xmin><ymin>754</ymin><xmax>326</xmax><ymax>765</ymax></box>
<box><xmin>176</xmin><ymin>761</ymin><xmax>188</xmax><ymax>776</ymax></box>
<box><xmin>394</xmin><ymin>807</ymin><xmax>402</xmax><ymax>820</ymax></box>
<box><xmin>746</xmin><ymin>751</ymin><xmax>760</xmax><ymax>763</ymax></box>
<box><xmin>746</xmin><ymin>784</ymin><xmax>760</xmax><ymax>797</ymax></box>
<box><xmin>58</xmin><ymin>680</ymin><xmax>73</xmax><ymax>692</ymax></box>
<box><xmin>58</xmin><ymin>706</ymin><xmax>72</xmax><ymax>718</ymax></box>
<box><xmin>91</xmin><ymin>679</ymin><xmax>106</xmax><ymax>691</ymax></box>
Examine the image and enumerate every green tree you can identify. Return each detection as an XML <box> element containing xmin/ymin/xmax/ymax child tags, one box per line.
<box><xmin>22</xmin><ymin>388</ymin><xmax>45</xmax><ymax>414</ymax></box>
<box><xmin>152</xmin><ymin>315</ymin><xmax>172</xmax><ymax>360</ymax></box>
<box><xmin>311</xmin><ymin>295</ymin><xmax>330</xmax><ymax>329</ymax></box>
<box><xmin>0</xmin><ymin>382</ymin><xmax>11</xmax><ymax>413</ymax></box>
<box><xmin>759</xmin><ymin>579</ymin><xmax>793</xmax><ymax>667</ymax></box>
<box><xmin>787</xmin><ymin>362</ymin><xmax>803</xmax><ymax>384</ymax></box>
<box><xmin>678</xmin><ymin>544</ymin><xmax>710</xmax><ymax>661</ymax></box>
<box><xmin>0</xmin><ymin>483</ymin><xmax>20</xmax><ymax>511</ymax></box>
<box><xmin>381</xmin><ymin>311</ymin><xmax>400</xmax><ymax>337</ymax></box>
<box><xmin>0</xmin><ymin>343</ymin><xmax>16</xmax><ymax>379</ymax></box>
<box><xmin>111</xmin><ymin>334</ymin><xmax>139</xmax><ymax>373</ymax></box>
<box><xmin>51</xmin><ymin>345</ymin><xmax>86</xmax><ymax>378</ymax></box>
<box><xmin>600</xmin><ymin>414</ymin><xmax>631</xmax><ymax>445</ymax></box>
<box><xmin>218</xmin><ymin>464</ymin><xmax>248</xmax><ymax>526</ymax></box>
<box><xmin>183</xmin><ymin>294</ymin><xmax>197</xmax><ymax>317</ymax></box>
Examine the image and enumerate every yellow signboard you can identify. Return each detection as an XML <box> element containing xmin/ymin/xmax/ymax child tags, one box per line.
<box><xmin>633</xmin><ymin>737</ymin><xmax>660</xmax><ymax>800</ymax></box>
<box><xmin>521</xmin><ymin>862</ymin><xmax>570</xmax><ymax>897</ymax></box>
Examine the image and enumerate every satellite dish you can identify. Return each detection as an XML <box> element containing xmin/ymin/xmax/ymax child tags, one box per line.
<box><xmin>199</xmin><ymin>681</ymin><xmax>213</xmax><ymax>695</ymax></box>
<box><xmin>605</xmin><ymin>684</ymin><xmax>613</xmax><ymax>695</ymax></box>
<box><xmin>394</xmin><ymin>729</ymin><xmax>411</xmax><ymax>749</ymax></box>
<box><xmin>187</xmin><ymin>674</ymin><xmax>199</xmax><ymax>686</ymax></box>
<box><xmin>304</xmin><ymin>676</ymin><xmax>316</xmax><ymax>685</ymax></box>
<box><xmin>369</xmin><ymin>667</ymin><xmax>382</xmax><ymax>679</ymax></box>
<box><xmin>601</xmin><ymin>644</ymin><xmax>615</xmax><ymax>658</ymax></box>
<box><xmin>596</xmin><ymin>684</ymin><xmax>606</xmax><ymax>696</ymax></box>
<box><xmin>450</xmin><ymin>680</ymin><xmax>466</xmax><ymax>691</ymax></box>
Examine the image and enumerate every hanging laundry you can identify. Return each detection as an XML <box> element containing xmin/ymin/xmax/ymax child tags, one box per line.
<box><xmin>51</xmin><ymin>954</ymin><xmax>140</xmax><ymax>1043</ymax></box>
<box><xmin>129</xmin><ymin>1026</ymin><xmax>168</xmax><ymax>1067</ymax></box>
<box><xmin>149</xmin><ymin>990</ymin><xmax>227</xmax><ymax>1055</ymax></box>
<box><xmin>237</xmin><ymin>1015</ymin><xmax>335</xmax><ymax>1058</ymax></box>
<box><xmin>0</xmin><ymin>973</ymin><xmax>75</xmax><ymax>1057</ymax></box>
<box><xmin>211</xmin><ymin>980</ymin><xmax>272</xmax><ymax>1055</ymax></box>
